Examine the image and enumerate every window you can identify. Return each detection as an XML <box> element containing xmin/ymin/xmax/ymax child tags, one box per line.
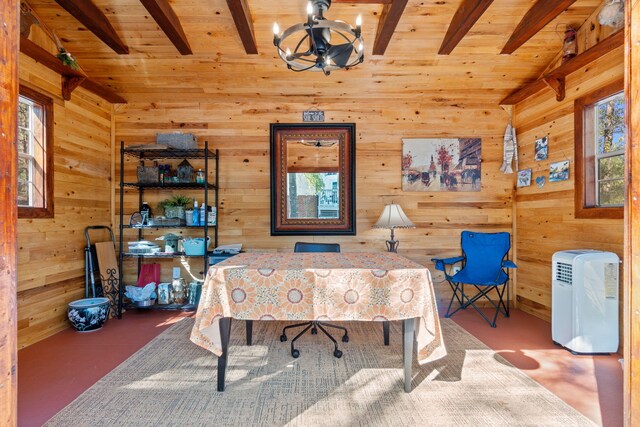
<box><xmin>575</xmin><ymin>80</ymin><xmax>625</xmax><ymax>219</ymax></box>
<box><xmin>17</xmin><ymin>86</ymin><xmax>53</xmax><ymax>218</ymax></box>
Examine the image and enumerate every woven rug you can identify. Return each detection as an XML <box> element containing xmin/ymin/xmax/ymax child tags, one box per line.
<box><xmin>45</xmin><ymin>318</ymin><xmax>594</xmax><ymax>426</ymax></box>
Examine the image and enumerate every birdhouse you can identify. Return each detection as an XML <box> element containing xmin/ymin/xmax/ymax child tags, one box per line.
<box><xmin>177</xmin><ymin>159</ymin><xmax>194</xmax><ymax>183</ymax></box>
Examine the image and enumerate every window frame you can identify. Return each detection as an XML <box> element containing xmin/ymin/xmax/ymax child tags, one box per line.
<box><xmin>574</xmin><ymin>79</ymin><xmax>624</xmax><ymax>219</ymax></box>
<box><xmin>18</xmin><ymin>85</ymin><xmax>54</xmax><ymax>219</ymax></box>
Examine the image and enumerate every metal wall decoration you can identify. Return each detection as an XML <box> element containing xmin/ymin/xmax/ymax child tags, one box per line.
<box><xmin>402</xmin><ymin>138</ymin><xmax>482</xmax><ymax>192</ymax></box>
<box><xmin>303</xmin><ymin>110</ymin><xmax>325</xmax><ymax>122</ymax></box>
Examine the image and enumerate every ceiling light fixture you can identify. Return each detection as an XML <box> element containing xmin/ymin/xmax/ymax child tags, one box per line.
<box><xmin>298</xmin><ymin>139</ymin><xmax>339</xmax><ymax>147</ymax></box>
<box><xmin>273</xmin><ymin>0</ymin><xmax>364</xmax><ymax>76</ymax></box>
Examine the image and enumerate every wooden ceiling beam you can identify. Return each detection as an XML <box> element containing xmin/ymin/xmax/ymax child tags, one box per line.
<box><xmin>372</xmin><ymin>0</ymin><xmax>408</xmax><ymax>55</ymax></box>
<box><xmin>20</xmin><ymin>37</ymin><xmax>84</xmax><ymax>78</ymax></box>
<box><xmin>20</xmin><ymin>36</ymin><xmax>127</xmax><ymax>103</ymax></box>
<box><xmin>500</xmin><ymin>28</ymin><xmax>623</xmax><ymax>105</ymax></box>
<box><xmin>54</xmin><ymin>0</ymin><xmax>129</xmax><ymax>54</ymax></box>
<box><xmin>139</xmin><ymin>0</ymin><xmax>192</xmax><ymax>55</ymax></box>
<box><xmin>438</xmin><ymin>0</ymin><xmax>495</xmax><ymax>55</ymax></box>
<box><xmin>79</xmin><ymin>79</ymin><xmax>127</xmax><ymax>104</ymax></box>
<box><xmin>333</xmin><ymin>0</ymin><xmax>393</xmax><ymax>3</ymax></box>
<box><xmin>226</xmin><ymin>0</ymin><xmax>258</xmax><ymax>55</ymax></box>
<box><xmin>500</xmin><ymin>0</ymin><xmax>578</xmax><ymax>55</ymax></box>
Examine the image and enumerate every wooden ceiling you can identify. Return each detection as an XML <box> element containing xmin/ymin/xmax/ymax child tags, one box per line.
<box><xmin>23</xmin><ymin>0</ymin><xmax>605</xmax><ymax>104</ymax></box>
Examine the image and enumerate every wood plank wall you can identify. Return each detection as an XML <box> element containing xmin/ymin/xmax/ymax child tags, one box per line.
<box><xmin>17</xmin><ymin>54</ymin><xmax>113</xmax><ymax>349</ymax></box>
<box><xmin>513</xmin><ymin>48</ymin><xmax>624</xmax><ymax>325</ymax></box>
<box><xmin>115</xmin><ymin>98</ymin><xmax>514</xmax><ymax>311</ymax></box>
<box><xmin>1</xmin><ymin>0</ymin><xmax>19</xmax><ymax>422</ymax></box>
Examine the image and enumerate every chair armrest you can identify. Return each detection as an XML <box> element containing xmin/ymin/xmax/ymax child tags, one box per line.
<box><xmin>502</xmin><ymin>260</ymin><xmax>517</xmax><ymax>269</ymax></box>
<box><xmin>431</xmin><ymin>256</ymin><xmax>465</xmax><ymax>272</ymax></box>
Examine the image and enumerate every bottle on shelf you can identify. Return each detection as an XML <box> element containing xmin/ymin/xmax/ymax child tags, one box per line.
<box><xmin>140</xmin><ymin>201</ymin><xmax>151</xmax><ymax>226</ymax></box>
<box><xmin>196</xmin><ymin>169</ymin><xmax>205</xmax><ymax>184</ymax></box>
<box><xmin>171</xmin><ymin>267</ymin><xmax>186</xmax><ymax>304</ymax></box>
<box><xmin>192</xmin><ymin>199</ymin><xmax>199</xmax><ymax>226</ymax></box>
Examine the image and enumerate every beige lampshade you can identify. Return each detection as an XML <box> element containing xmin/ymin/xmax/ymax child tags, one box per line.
<box><xmin>373</xmin><ymin>203</ymin><xmax>415</xmax><ymax>229</ymax></box>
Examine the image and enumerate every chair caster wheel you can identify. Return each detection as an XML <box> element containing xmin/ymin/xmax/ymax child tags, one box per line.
<box><xmin>342</xmin><ymin>335</ymin><xmax>349</xmax><ymax>343</ymax></box>
<box><xmin>311</xmin><ymin>328</ymin><xmax>318</xmax><ymax>335</ymax></box>
<box><xmin>292</xmin><ymin>349</ymin><xmax>300</xmax><ymax>358</ymax></box>
<box><xmin>280</xmin><ymin>334</ymin><xmax>287</xmax><ymax>342</ymax></box>
<box><xmin>333</xmin><ymin>350</ymin><xmax>342</xmax><ymax>358</ymax></box>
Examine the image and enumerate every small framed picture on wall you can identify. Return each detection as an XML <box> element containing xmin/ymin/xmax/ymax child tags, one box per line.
<box><xmin>517</xmin><ymin>169</ymin><xmax>532</xmax><ymax>187</ymax></box>
<box><xmin>550</xmin><ymin>160</ymin><xmax>570</xmax><ymax>182</ymax></box>
<box><xmin>534</xmin><ymin>136</ymin><xmax>548</xmax><ymax>161</ymax></box>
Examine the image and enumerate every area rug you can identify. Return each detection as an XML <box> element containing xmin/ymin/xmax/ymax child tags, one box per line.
<box><xmin>45</xmin><ymin>319</ymin><xmax>594</xmax><ymax>426</ymax></box>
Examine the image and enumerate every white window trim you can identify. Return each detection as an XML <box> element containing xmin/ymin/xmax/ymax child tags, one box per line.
<box><xmin>593</xmin><ymin>92</ymin><xmax>625</xmax><ymax>208</ymax></box>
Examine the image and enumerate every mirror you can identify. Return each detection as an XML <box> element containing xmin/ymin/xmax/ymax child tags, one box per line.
<box><xmin>270</xmin><ymin>123</ymin><xmax>356</xmax><ymax>235</ymax></box>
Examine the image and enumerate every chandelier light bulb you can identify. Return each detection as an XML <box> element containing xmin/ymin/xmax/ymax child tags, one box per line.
<box><xmin>273</xmin><ymin>22</ymin><xmax>280</xmax><ymax>35</ymax></box>
<box><xmin>356</xmin><ymin>14</ymin><xmax>362</xmax><ymax>27</ymax></box>
<box><xmin>285</xmin><ymin>48</ymin><xmax>292</xmax><ymax>59</ymax></box>
<box><xmin>307</xmin><ymin>1</ymin><xmax>313</xmax><ymax>16</ymax></box>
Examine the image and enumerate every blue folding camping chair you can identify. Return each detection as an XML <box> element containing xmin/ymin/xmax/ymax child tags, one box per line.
<box><xmin>432</xmin><ymin>231</ymin><xmax>517</xmax><ymax>327</ymax></box>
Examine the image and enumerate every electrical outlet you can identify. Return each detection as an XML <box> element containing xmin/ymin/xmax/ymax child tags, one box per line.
<box><xmin>451</xmin><ymin>266</ymin><xmax>461</xmax><ymax>275</ymax></box>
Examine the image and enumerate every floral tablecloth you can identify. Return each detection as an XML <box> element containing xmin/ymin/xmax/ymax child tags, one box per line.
<box><xmin>190</xmin><ymin>252</ymin><xmax>446</xmax><ymax>364</ymax></box>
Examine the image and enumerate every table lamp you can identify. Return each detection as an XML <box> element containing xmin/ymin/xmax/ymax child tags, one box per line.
<box><xmin>373</xmin><ymin>203</ymin><xmax>415</xmax><ymax>253</ymax></box>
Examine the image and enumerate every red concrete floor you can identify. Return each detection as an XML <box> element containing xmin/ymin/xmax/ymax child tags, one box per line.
<box><xmin>452</xmin><ymin>308</ymin><xmax>623</xmax><ymax>427</ymax></box>
<box><xmin>18</xmin><ymin>310</ymin><xmax>190</xmax><ymax>427</ymax></box>
<box><xmin>18</xmin><ymin>309</ymin><xmax>623</xmax><ymax>426</ymax></box>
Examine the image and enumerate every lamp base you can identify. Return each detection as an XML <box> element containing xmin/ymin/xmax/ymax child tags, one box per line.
<box><xmin>385</xmin><ymin>240</ymin><xmax>399</xmax><ymax>253</ymax></box>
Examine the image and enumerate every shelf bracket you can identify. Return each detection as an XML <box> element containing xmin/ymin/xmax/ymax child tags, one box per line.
<box><xmin>543</xmin><ymin>76</ymin><xmax>565</xmax><ymax>102</ymax></box>
<box><xmin>62</xmin><ymin>76</ymin><xmax>86</xmax><ymax>101</ymax></box>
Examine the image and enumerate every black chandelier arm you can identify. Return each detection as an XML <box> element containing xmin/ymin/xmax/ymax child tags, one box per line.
<box><xmin>293</xmin><ymin>34</ymin><xmax>311</xmax><ymax>56</ymax></box>
<box><xmin>334</xmin><ymin>30</ymin><xmax>355</xmax><ymax>45</ymax></box>
<box><xmin>275</xmin><ymin>45</ymin><xmax>316</xmax><ymax>65</ymax></box>
<box><xmin>290</xmin><ymin>63</ymin><xmax>321</xmax><ymax>72</ymax></box>
<box><xmin>276</xmin><ymin>46</ymin><xmax>318</xmax><ymax>65</ymax></box>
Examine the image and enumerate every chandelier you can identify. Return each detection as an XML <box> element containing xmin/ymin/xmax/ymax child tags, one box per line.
<box><xmin>272</xmin><ymin>0</ymin><xmax>364</xmax><ymax>76</ymax></box>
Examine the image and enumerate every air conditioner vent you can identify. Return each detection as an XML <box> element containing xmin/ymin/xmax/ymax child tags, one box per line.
<box><xmin>556</xmin><ymin>262</ymin><xmax>573</xmax><ymax>284</ymax></box>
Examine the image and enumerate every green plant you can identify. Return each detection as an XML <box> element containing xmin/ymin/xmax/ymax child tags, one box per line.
<box><xmin>158</xmin><ymin>194</ymin><xmax>192</xmax><ymax>213</ymax></box>
<box><xmin>305</xmin><ymin>173</ymin><xmax>325</xmax><ymax>194</ymax></box>
<box><xmin>56</xmin><ymin>48</ymin><xmax>79</xmax><ymax>70</ymax></box>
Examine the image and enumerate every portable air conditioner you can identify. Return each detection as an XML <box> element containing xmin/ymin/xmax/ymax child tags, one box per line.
<box><xmin>552</xmin><ymin>250</ymin><xmax>620</xmax><ymax>354</ymax></box>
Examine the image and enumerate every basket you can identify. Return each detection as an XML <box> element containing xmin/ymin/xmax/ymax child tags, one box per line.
<box><xmin>164</xmin><ymin>206</ymin><xmax>185</xmax><ymax>219</ymax></box>
<box><xmin>156</xmin><ymin>133</ymin><xmax>197</xmax><ymax>150</ymax></box>
<box><xmin>183</xmin><ymin>237</ymin><xmax>210</xmax><ymax>256</ymax></box>
<box><xmin>153</xmin><ymin>217</ymin><xmax>184</xmax><ymax>226</ymax></box>
<box><xmin>137</xmin><ymin>166</ymin><xmax>159</xmax><ymax>184</ymax></box>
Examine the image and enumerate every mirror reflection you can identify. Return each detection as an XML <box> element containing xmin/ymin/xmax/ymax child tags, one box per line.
<box><xmin>286</xmin><ymin>139</ymin><xmax>340</xmax><ymax>219</ymax></box>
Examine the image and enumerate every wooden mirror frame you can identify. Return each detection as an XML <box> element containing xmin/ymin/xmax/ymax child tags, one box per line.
<box><xmin>270</xmin><ymin>123</ymin><xmax>356</xmax><ymax>235</ymax></box>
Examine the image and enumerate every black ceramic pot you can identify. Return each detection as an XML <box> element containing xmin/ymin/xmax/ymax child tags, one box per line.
<box><xmin>67</xmin><ymin>297</ymin><xmax>110</xmax><ymax>332</ymax></box>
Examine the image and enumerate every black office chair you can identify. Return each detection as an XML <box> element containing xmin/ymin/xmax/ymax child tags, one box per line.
<box><xmin>280</xmin><ymin>242</ymin><xmax>348</xmax><ymax>359</ymax></box>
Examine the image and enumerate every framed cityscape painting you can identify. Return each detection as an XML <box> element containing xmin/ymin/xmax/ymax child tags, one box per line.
<box><xmin>402</xmin><ymin>138</ymin><xmax>481</xmax><ymax>192</ymax></box>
